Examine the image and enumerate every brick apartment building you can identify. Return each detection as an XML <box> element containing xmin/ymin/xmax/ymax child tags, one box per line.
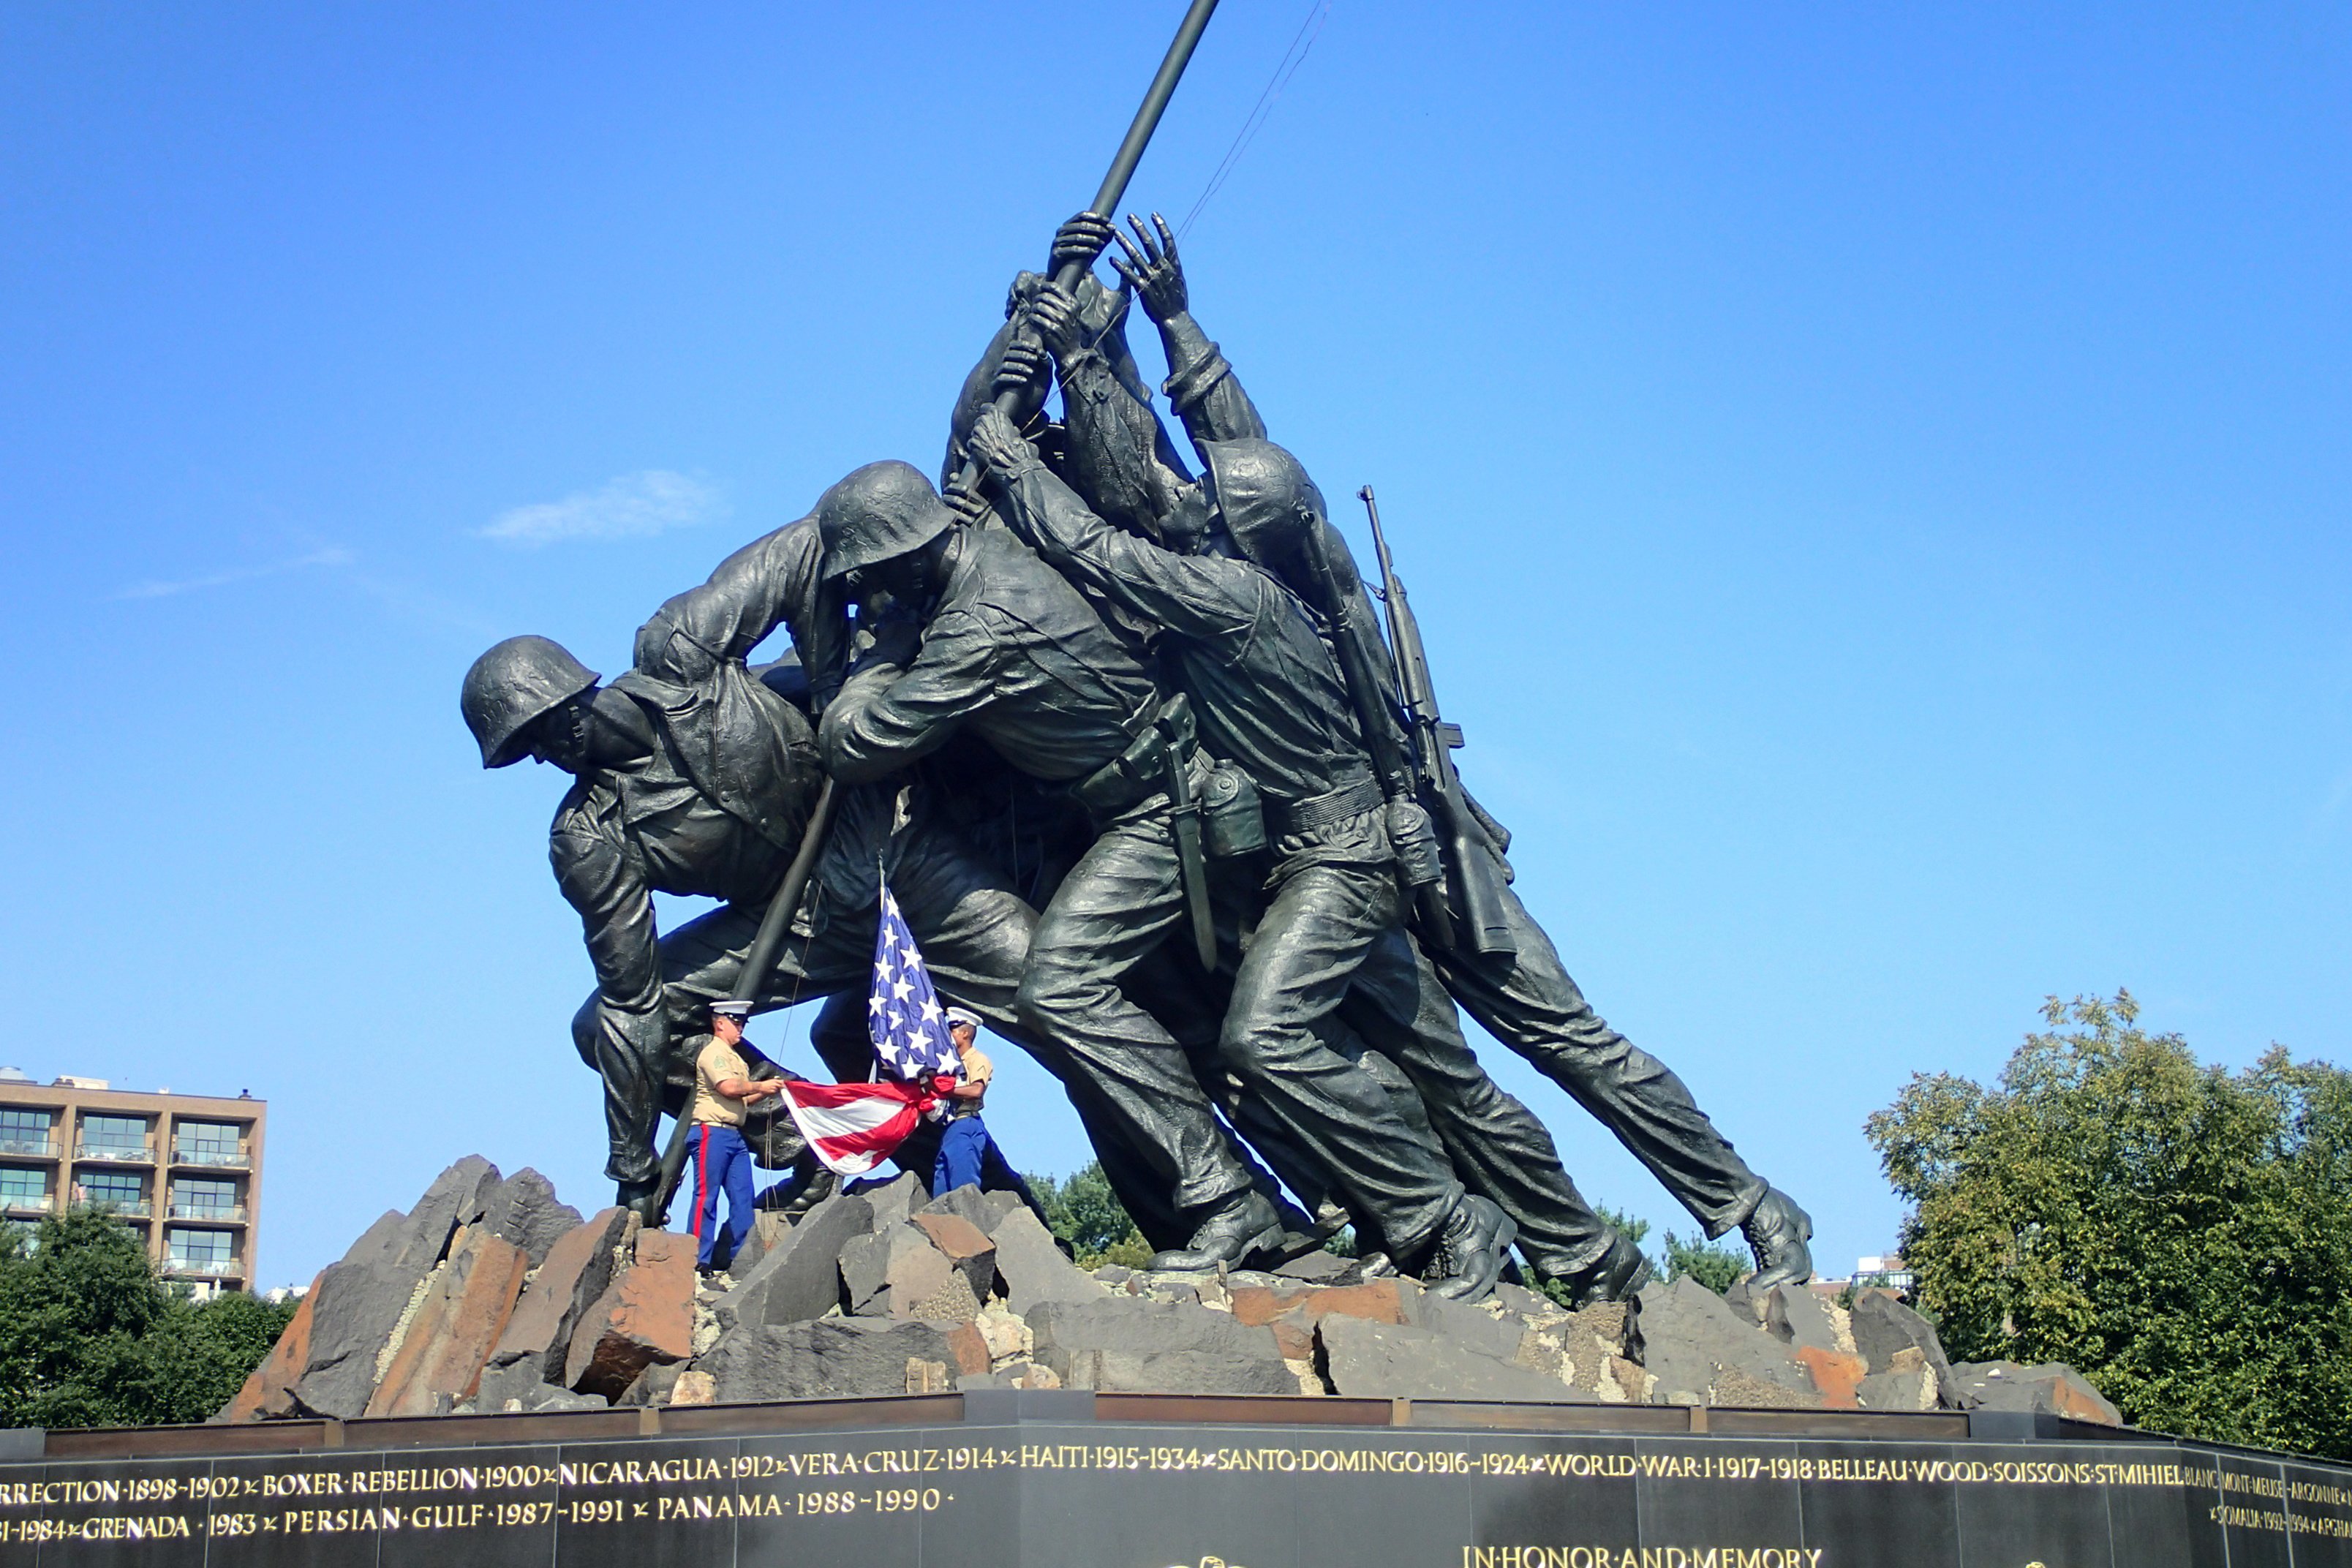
<box><xmin>0</xmin><ymin>1069</ymin><xmax>265</xmax><ymax>1294</ymax></box>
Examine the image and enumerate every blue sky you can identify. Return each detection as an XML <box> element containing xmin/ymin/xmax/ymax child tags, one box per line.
<box><xmin>1</xmin><ymin>4</ymin><xmax>2345</xmax><ymax>1289</ymax></box>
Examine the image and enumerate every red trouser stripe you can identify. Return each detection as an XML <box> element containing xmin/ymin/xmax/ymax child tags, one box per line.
<box><xmin>690</xmin><ymin>1128</ymin><xmax>709</xmax><ymax>1240</ymax></box>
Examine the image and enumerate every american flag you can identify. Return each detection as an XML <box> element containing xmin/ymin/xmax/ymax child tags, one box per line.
<box><xmin>774</xmin><ymin>883</ymin><xmax>957</xmax><ymax>1176</ymax></box>
<box><xmin>866</xmin><ymin>884</ymin><xmax>961</xmax><ymax>1082</ymax></box>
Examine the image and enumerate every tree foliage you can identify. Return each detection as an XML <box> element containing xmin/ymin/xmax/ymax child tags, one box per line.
<box><xmin>1028</xmin><ymin>1162</ymin><xmax>1153</xmax><ymax>1269</ymax></box>
<box><xmin>0</xmin><ymin>1210</ymin><xmax>298</xmax><ymax>1428</ymax></box>
<box><xmin>1660</xmin><ymin>1230</ymin><xmax>1747</xmax><ymax>1294</ymax></box>
<box><xmin>1594</xmin><ymin>1205</ymin><xmax>1651</xmax><ymax>1248</ymax></box>
<box><xmin>1867</xmin><ymin>991</ymin><xmax>2352</xmax><ymax>1458</ymax></box>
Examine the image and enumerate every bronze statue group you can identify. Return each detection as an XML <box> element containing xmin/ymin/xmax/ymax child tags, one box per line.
<box><xmin>461</xmin><ymin>213</ymin><xmax>1813</xmax><ymax>1306</ymax></box>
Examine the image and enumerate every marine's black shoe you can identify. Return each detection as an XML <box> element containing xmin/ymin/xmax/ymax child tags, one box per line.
<box><xmin>1422</xmin><ymin>1195</ymin><xmax>1518</xmax><ymax>1303</ymax></box>
<box><xmin>617</xmin><ymin>1177</ymin><xmax>663</xmax><ymax>1226</ymax></box>
<box><xmin>1741</xmin><ymin>1188</ymin><xmax>1815</xmax><ymax>1292</ymax></box>
<box><xmin>1149</xmin><ymin>1191</ymin><xmax>1286</xmax><ymax>1272</ymax></box>
<box><xmin>1545</xmin><ymin>1231</ymin><xmax>1655</xmax><ymax>1309</ymax></box>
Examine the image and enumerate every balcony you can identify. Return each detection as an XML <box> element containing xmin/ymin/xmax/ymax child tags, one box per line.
<box><xmin>167</xmin><ymin>1203</ymin><xmax>246</xmax><ymax>1224</ymax></box>
<box><xmin>89</xmin><ymin>1199</ymin><xmax>151</xmax><ymax>1218</ymax></box>
<box><xmin>164</xmin><ymin>1258</ymin><xmax>243</xmax><ymax>1280</ymax></box>
<box><xmin>74</xmin><ymin>1143</ymin><xmax>153</xmax><ymax>1166</ymax></box>
<box><xmin>170</xmin><ymin>1147</ymin><xmax>249</xmax><ymax>1169</ymax></box>
<box><xmin>0</xmin><ymin>1137</ymin><xmax>59</xmax><ymax>1159</ymax></box>
<box><xmin>1</xmin><ymin>1194</ymin><xmax>53</xmax><ymax>1215</ymax></box>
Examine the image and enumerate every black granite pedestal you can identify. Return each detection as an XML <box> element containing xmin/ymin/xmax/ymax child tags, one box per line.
<box><xmin>5</xmin><ymin>1392</ymin><xmax>2348</xmax><ymax>1568</ymax></box>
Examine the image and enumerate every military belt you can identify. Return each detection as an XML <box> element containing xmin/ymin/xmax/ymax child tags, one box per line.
<box><xmin>1267</xmin><ymin>771</ymin><xmax>1384</xmax><ymax>838</ymax></box>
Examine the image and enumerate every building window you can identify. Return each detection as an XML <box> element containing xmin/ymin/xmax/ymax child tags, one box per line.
<box><xmin>172</xmin><ymin>1177</ymin><xmax>238</xmax><ymax>1218</ymax></box>
<box><xmin>173</xmin><ymin>1122</ymin><xmax>244</xmax><ymax>1166</ymax></box>
<box><xmin>165</xmin><ymin>1228</ymin><xmax>234</xmax><ymax>1273</ymax></box>
<box><xmin>79</xmin><ymin>1115</ymin><xmax>149</xmax><ymax>1157</ymax></box>
<box><xmin>0</xmin><ymin>1167</ymin><xmax>45</xmax><ymax>1208</ymax></box>
<box><xmin>80</xmin><ymin>1170</ymin><xmax>144</xmax><ymax>1211</ymax></box>
<box><xmin>0</xmin><ymin>1109</ymin><xmax>54</xmax><ymax>1156</ymax></box>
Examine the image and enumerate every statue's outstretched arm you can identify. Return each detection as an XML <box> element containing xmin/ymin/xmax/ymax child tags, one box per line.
<box><xmin>633</xmin><ymin>518</ymin><xmax>847</xmax><ymax>709</ymax></box>
<box><xmin>1109</xmin><ymin>212</ymin><xmax>1266</xmax><ymax>448</ymax></box>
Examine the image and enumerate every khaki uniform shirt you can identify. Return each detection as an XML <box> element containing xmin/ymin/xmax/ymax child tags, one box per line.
<box><xmin>949</xmin><ymin>1041</ymin><xmax>993</xmax><ymax>1119</ymax></box>
<box><xmin>692</xmin><ymin>1037</ymin><xmax>753</xmax><ymax>1128</ymax></box>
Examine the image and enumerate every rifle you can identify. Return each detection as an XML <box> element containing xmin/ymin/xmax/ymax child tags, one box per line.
<box><xmin>1300</xmin><ymin>525</ymin><xmax>1447</xmax><ymax>928</ymax></box>
<box><xmin>1359</xmin><ymin>486</ymin><xmax>1517</xmax><ymax>957</ymax></box>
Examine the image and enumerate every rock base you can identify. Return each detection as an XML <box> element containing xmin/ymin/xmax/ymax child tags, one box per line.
<box><xmin>219</xmin><ymin>1159</ymin><xmax>2121</xmax><ymax>1429</ymax></box>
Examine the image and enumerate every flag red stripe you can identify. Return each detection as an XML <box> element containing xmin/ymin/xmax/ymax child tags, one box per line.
<box><xmin>788</xmin><ymin>1079</ymin><xmax>924</xmax><ymax>1110</ymax></box>
<box><xmin>779</xmin><ymin>1079</ymin><xmax>938</xmax><ymax>1176</ymax></box>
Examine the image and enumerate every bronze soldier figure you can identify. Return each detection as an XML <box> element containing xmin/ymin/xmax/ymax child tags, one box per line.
<box><xmin>810</xmin><ymin>459</ymin><xmax>1304</xmax><ymax>1270</ymax></box>
<box><xmin>965</xmin><ymin>401</ymin><xmax>1531</xmax><ymax>1302</ymax></box>
<box><xmin>1033</xmin><ymin>213</ymin><xmax>1812</xmax><ymax>1290</ymax></box>
<box><xmin>461</xmin><ymin>519</ymin><xmax>1033</xmax><ymax>1213</ymax></box>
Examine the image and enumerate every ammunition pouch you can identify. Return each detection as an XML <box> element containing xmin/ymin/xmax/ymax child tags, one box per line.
<box><xmin>1202</xmin><ymin>760</ymin><xmax>1267</xmax><ymax>859</ymax></box>
<box><xmin>1266</xmin><ymin>770</ymin><xmax>1384</xmax><ymax>839</ymax></box>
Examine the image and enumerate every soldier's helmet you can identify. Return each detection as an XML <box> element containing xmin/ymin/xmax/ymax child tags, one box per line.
<box><xmin>461</xmin><ymin>635</ymin><xmax>601</xmax><ymax>769</ymax></box>
<box><xmin>816</xmin><ymin>461</ymin><xmax>957</xmax><ymax>582</ymax></box>
<box><xmin>1197</xmin><ymin>438</ymin><xmax>1327</xmax><ymax>566</ymax></box>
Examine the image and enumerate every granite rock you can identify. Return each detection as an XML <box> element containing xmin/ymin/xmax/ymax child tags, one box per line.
<box><xmin>860</xmin><ymin>1172</ymin><xmax>928</xmax><ymax>1232</ymax></box>
<box><xmin>617</xmin><ymin>1362</ymin><xmax>687</xmax><ymax>1408</ymax></box>
<box><xmin>703</xmin><ymin>1319</ymin><xmax>981</xmax><ymax>1401</ymax></box>
<box><xmin>1760</xmin><ymin>1285</ymin><xmax>1844</xmax><ymax>1357</ymax></box>
<box><xmin>731</xmin><ymin>1213</ymin><xmax>793</xmax><ymax>1276</ymax></box>
<box><xmin>842</xmin><ymin>1224</ymin><xmax>958</xmax><ymax>1320</ymax></box>
<box><xmin>1856</xmin><ymin>1364</ymin><xmax>1939</xmax><ymax>1413</ymax></box>
<box><xmin>990</xmin><ymin>1207</ymin><xmax>1102</xmax><ymax>1315</ymax></box>
<box><xmin>566</xmin><ymin>1229</ymin><xmax>697</xmax><ymax>1399</ymax></box>
<box><xmin>471</xmin><ymin>1360</ymin><xmax>609</xmax><ymax>1414</ymax></box>
<box><xmin>478</xmin><ymin>1169</ymin><xmax>581</xmax><ymax>1266</ymax></box>
<box><xmin>483</xmin><ymin>1207</ymin><xmax>630</xmax><ymax>1385</ymax></box>
<box><xmin>285</xmin><ymin>1161</ymin><xmax>501</xmax><ymax>1419</ymax></box>
<box><xmin>390</xmin><ymin>1157</ymin><xmax>502</xmax><ymax>1275</ymax></box>
<box><xmin>1948</xmin><ymin>1360</ymin><xmax>2122</xmax><ymax>1425</ymax></box>
<box><xmin>229</xmin><ymin>1158</ymin><xmax>2120</xmax><ymax>1422</ymax></box>
<box><xmin>916</xmin><ymin>1183</ymin><xmax>1001</xmax><ymax>1237</ymax></box>
<box><xmin>1635</xmin><ymin>1276</ymin><xmax>1814</xmax><ymax>1406</ymax></box>
<box><xmin>1850</xmin><ymin>1289</ymin><xmax>1958</xmax><ymax>1404</ymax></box>
<box><xmin>215</xmin><ymin>1271</ymin><xmax>322</xmax><ymax>1422</ymax></box>
<box><xmin>718</xmin><ymin>1191</ymin><xmax>872</xmax><ymax>1330</ymax></box>
<box><xmin>1026</xmin><ymin>1297</ymin><xmax>1293</xmax><ymax>1395</ymax></box>
<box><xmin>366</xmin><ymin>1229</ymin><xmax>531</xmax><ymax>1417</ymax></box>
<box><xmin>1400</xmin><ymin>1283</ymin><xmax>1528</xmax><ymax>1362</ymax></box>
<box><xmin>1316</xmin><ymin>1315</ymin><xmax>1595</xmax><ymax>1403</ymax></box>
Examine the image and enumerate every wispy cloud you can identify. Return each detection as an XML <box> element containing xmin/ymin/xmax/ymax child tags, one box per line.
<box><xmin>112</xmin><ymin>546</ymin><xmax>356</xmax><ymax>601</ymax></box>
<box><xmin>478</xmin><ymin>470</ymin><xmax>726</xmax><ymax>547</ymax></box>
<box><xmin>2321</xmin><ymin>766</ymin><xmax>2352</xmax><ymax>821</ymax></box>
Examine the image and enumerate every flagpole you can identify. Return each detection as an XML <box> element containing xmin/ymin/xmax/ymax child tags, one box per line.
<box><xmin>647</xmin><ymin>779</ymin><xmax>838</xmax><ymax>1226</ymax></box>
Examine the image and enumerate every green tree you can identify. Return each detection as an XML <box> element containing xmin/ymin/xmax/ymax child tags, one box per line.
<box><xmin>1594</xmin><ymin>1205</ymin><xmax>1651</xmax><ymax>1249</ymax></box>
<box><xmin>0</xmin><ymin>1209</ymin><xmax>297</xmax><ymax>1428</ymax></box>
<box><xmin>1028</xmin><ymin>1162</ymin><xmax>1153</xmax><ymax>1269</ymax></box>
<box><xmin>1867</xmin><ymin>991</ymin><xmax>2352</xmax><ymax>1459</ymax></box>
<box><xmin>1660</xmin><ymin>1230</ymin><xmax>1747</xmax><ymax>1294</ymax></box>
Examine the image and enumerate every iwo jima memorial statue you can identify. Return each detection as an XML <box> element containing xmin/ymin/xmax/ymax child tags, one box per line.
<box><xmin>13</xmin><ymin>7</ymin><xmax>2351</xmax><ymax>1568</ymax></box>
